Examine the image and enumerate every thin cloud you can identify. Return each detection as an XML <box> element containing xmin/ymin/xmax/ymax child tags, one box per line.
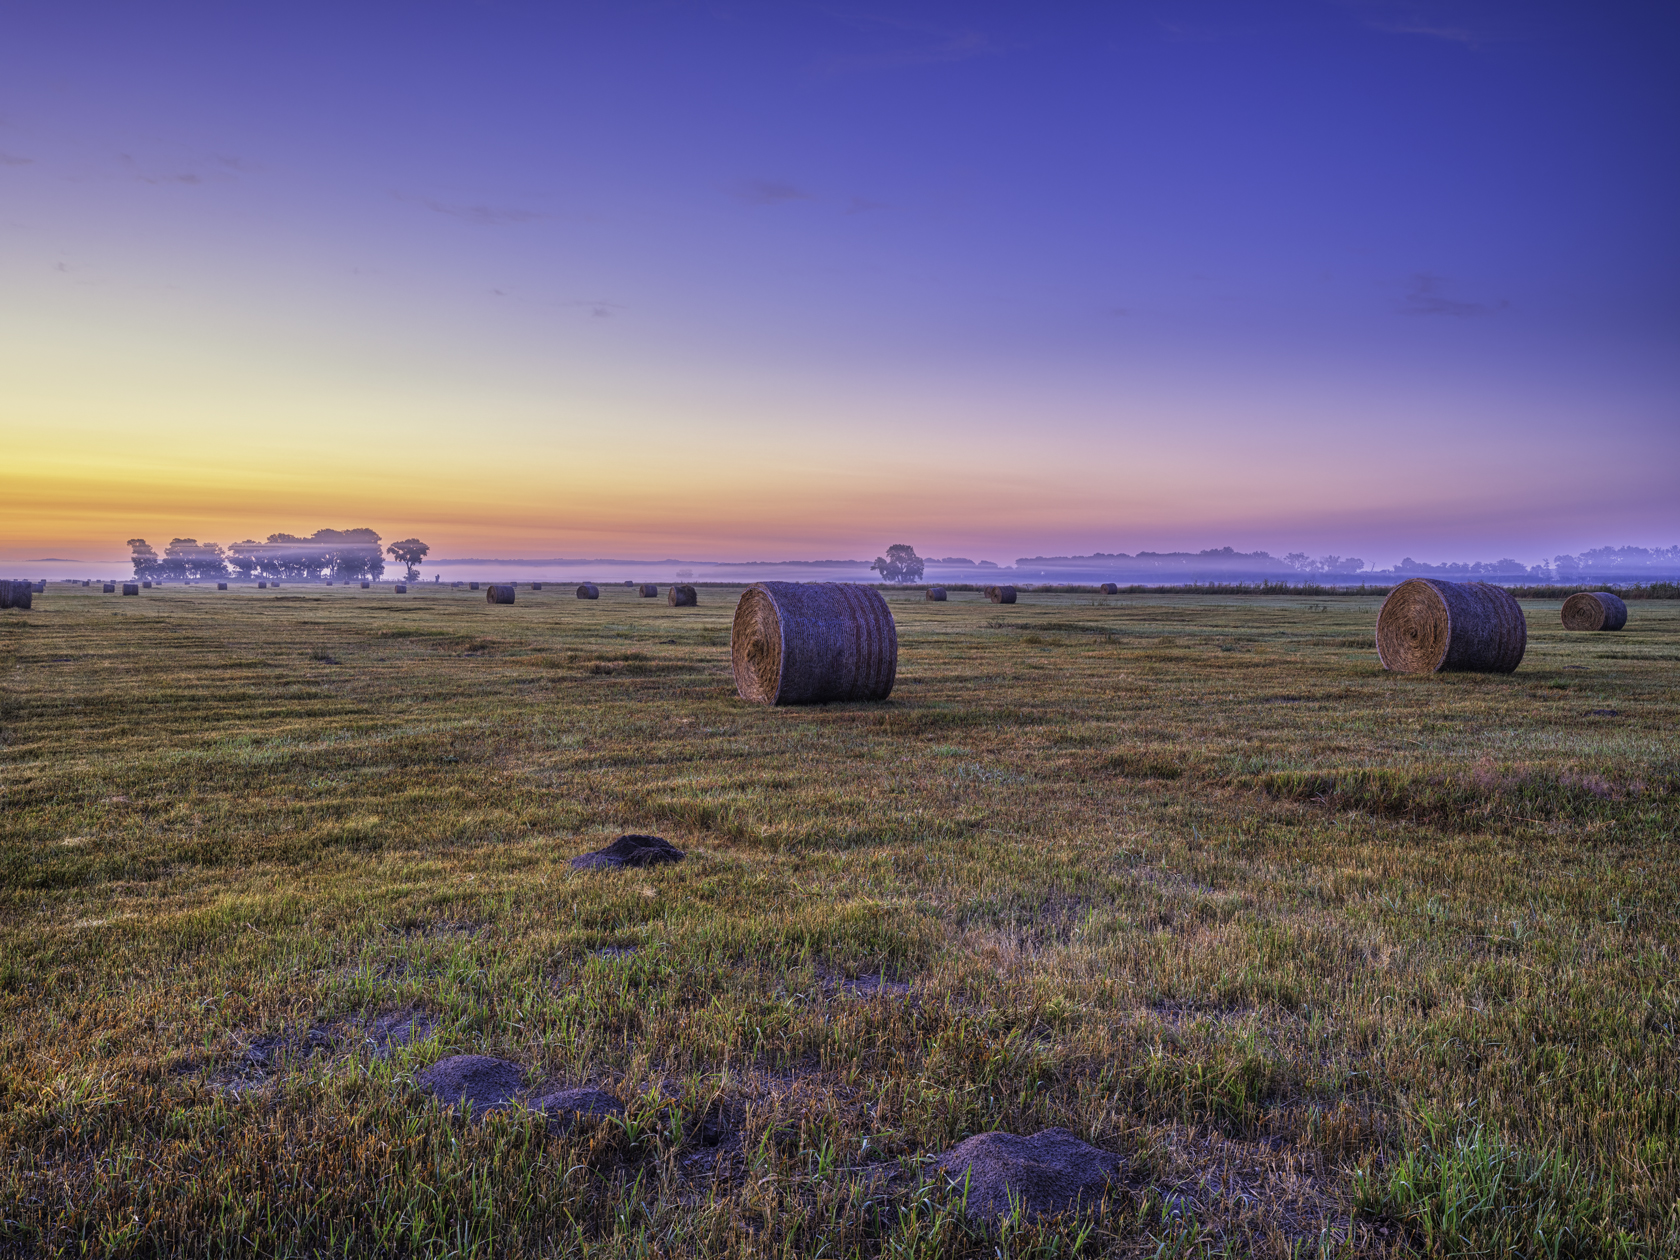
<box><xmin>1368</xmin><ymin>19</ymin><xmax>1479</xmax><ymax>44</ymax></box>
<box><xmin>0</xmin><ymin>152</ymin><xmax>32</xmax><ymax>166</ymax></box>
<box><xmin>844</xmin><ymin>196</ymin><xmax>888</xmax><ymax>214</ymax></box>
<box><xmin>733</xmin><ymin>180</ymin><xmax>812</xmax><ymax>206</ymax></box>
<box><xmin>564</xmin><ymin>299</ymin><xmax>626</xmax><ymax>319</ymax></box>
<box><xmin>1400</xmin><ymin>273</ymin><xmax>1507</xmax><ymax>317</ymax></box>
<box><xmin>815</xmin><ymin>12</ymin><xmax>997</xmax><ymax>76</ymax></box>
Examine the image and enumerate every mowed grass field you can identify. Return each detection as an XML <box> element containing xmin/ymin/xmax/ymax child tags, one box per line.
<box><xmin>0</xmin><ymin>583</ymin><xmax>1675</xmax><ymax>1259</ymax></box>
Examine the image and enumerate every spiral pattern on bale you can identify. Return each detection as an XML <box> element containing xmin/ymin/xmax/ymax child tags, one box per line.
<box><xmin>925</xmin><ymin>586</ymin><xmax>947</xmax><ymax>601</ymax></box>
<box><xmin>486</xmin><ymin>584</ymin><xmax>516</xmax><ymax>604</ymax></box>
<box><xmin>1375</xmin><ymin>579</ymin><xmax>1526</xmax><ymax>674</ymax></box>
<box><xmin>1100</xmin><ymin>583</ymin><xmax>1118</xmax><ymax>595</ymax></box>
<box><xmin>731</xmin><ymin>582</ymin><xmax>897</xmax><ymax>705</ymax></box>
<box><xmin>668</xmin><ymin>584</ymin><xmax>697</xmax><ymax>607</ymax></box>
<box><xmin>985</xmin><ymin>585</ymin><xmax>1017</xmax><ymax>604</ymax></box>
<box><xmin>640</xmin><ymin>584</ymin><xmax>659</xmax><ymax>597</ymax></box>
<box><xmin>576</xmin><ymin>583</ymin><xmax>599</xmax><ymax>599</ymax></box>
<box><xmin>1561</xmin><ymin>591</ymin><xmax>1626</xmax><ymax>632</ymax></box>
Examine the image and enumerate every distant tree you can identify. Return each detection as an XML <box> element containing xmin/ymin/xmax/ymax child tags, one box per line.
<box><xmin>225</xmin><ymin>541</ymin><xmax>260</xmax><ymax>579</ymax></box>
<box><xmin>127</xmin><ymin>539</ymin><xmax>160</xmax><ymax>579</ymax></box>
<box><xmin>163</xmin><ymin>538</ymin><xmax>229</xmax><ymax>580</ymax></box>
<box><xmin>870</xmin><ymin>544</ymin><xmax>924</xmax><ymax>584</ymax></box>
<box><xmin>314</xmin><ymin>527</ymin><xmax>384</xmax><ymax>581</ymax></box>
<box><xmin>387</xmin><ymin>538</ymin><xmax>430</xmax><ymax>582</ymax></box>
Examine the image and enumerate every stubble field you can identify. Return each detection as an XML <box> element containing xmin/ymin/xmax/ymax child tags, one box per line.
<box><xmin>0</xmin><ymin>582</ymin><xmax>1675</xmax><ymax>1258</ymax></box>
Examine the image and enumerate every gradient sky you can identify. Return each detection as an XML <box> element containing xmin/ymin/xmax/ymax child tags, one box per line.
<box><xmin>4</xmin><ymin>0</ymin><xmax>1676</xmax><ymax>571</ymax></box>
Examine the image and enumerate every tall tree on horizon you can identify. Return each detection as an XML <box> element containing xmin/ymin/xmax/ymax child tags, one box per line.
<box><xmin>387</xmin><ymin>538</ymin><xmax>429</xmax><ymax>582</ymax></box>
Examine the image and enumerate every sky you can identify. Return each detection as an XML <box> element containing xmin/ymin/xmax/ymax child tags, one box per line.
<box><xmin>3</xmin><ymin>0</ymin><xmax>1676</xmax><ymax>574</ymax></box>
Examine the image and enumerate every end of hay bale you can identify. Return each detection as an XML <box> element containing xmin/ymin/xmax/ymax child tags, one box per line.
<box><xmin>487</xmin><ymin>584</ymin><xmax>516</xmax><ymax>604</ymax></box>
<box><xmin>925</xmin><ymin>586</ymin><xmax>947</xmax><ymax>601</ymax></box>
<box><xmin>985</xmin><ymin>585</ymin><xmax>1017</xmax><ymax>604</ymax></box>
<box><xmin>1100</xmin><ymin>583</ymin><xmax>1118</xmax><ymax>595</ymax></box>
<box><xmin>640</xmin><ymin>583</ymin><xmax>659</xmax><ymax>597</ymax></box>
<box><xmin>577</xmin><ymin>583</ymin><xmax>599</xmax><ymax>599</ymax></box>
<box><xmin>1561</xmin><ymin>591</ymin><xmax>1627</xmax><ymax>632</ymax></box>
<box><xmin>667</xmin><ymin>584</ymin><xmax>697</xmax><ymax>606</ymax></box>
<box><xmin>1375</xmin><ymin>578</ymin><xmax>1526</xmax><ymax>674</ymax></box>
<box><xmin>730</xmin><ymin>581</ymin><xmax>896</xmax><ymax>705</ymax></box>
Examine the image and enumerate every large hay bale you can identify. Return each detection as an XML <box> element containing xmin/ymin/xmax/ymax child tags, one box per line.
<box><xmin>487</xmin><ymin>584</ymin><xmax>516</xmax><ymax>604</ymax></box>
<box><xmin>123</xmin><ymin>583</ymin><xmax>139</xmax><ymax>596</ymax></box>
<box><xmin>395</xmin><ymin>583</ymin><xmax>408</xmax><ymax>594</ymax></box>
<box><xmin>985</xmin><ymin>585</ymin><xmax>1017</xmax><ymax>604</ymax></box>
<box><xmin>217</xmin><ymin>582</ymin><xmax>227</xmax><ymax>591</ymax></box>
<box><xmin>577</xmin><ymin>583</ymin><xmax>599</xmax><ymax>599</ymax></box>
<box><xmin>640</xmin><ymin>584</ymin><xmax>659</xmax><ymax>598</ymax></box>
<box><xmin>1100</xmin><ymin>583</ymin><xmax>1118</xmax><ymax>595</ymax></box>
<box><xmin>258</xmin><ymin>580</ymin><xmax>268</xmax><ymax>589</ymax></box>
<box><xmin>925</xmin><ymin>586</ymin><xmax>946</xmax><ymax>601</ymax></box>
<box><xmin>667</xmin><ymin>584</ymin><xmax>697</xmax><ymax>607</ymax></box>
<box><xmin>1561</xmin><ymin>591</ymin><xmax>1627</xmax><ymax>632</ymax></box>
<box><xmin>103</xmin><ymin>583</ymin><xmax>116</xmax><ymax>593</ymax></box>
<box><xmin>731</xmin><ymin>581</ymin><xmax>897</xmax><ymax>705</ymax></box>
<box><xmin>1375</xmin><ymin>579</ymin><xmax>1526</xmax><ymax>674</ymax></box>
<box><xmin>0</xmin><ymin>581</ymin><xmax>26</xmax><ymax>609</ymax></box>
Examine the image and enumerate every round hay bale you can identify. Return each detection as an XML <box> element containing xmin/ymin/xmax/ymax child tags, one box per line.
<box><xmin>361</xmin><ymin>580</ymin><xmax>370</xmax><ymax>589</ymax></box>
<box><xmin>667</xmin><ymin>584</ymin><xmax>697</xmax><ymax>607</ymax></box>
<box><xmin>257</xmin><ymin>580</ymin><xmax>268</xmax><ymax>589</ymax></box>
<box><xmin>925</xmin><ymin>586</ymin><xmax>947</xmax><ymax>601</ymax></box>
<box><xmin>731</xmin><ymin>581</ymin><xmax>897</xmax><ymax>705</ymax></box>
<box><xmin>576</xmin><ymin>583</ymin><xmax>599</xmax><ymax>599</ymax></box>
<box><xmin>1561</xmin><ymin>591</ymin><xmax>1627</xmax><ymax>632</ymax></box>
<box><xmin>1100</xmin><ymin>583</ymin><xmax>1118</xmax><ymax>595</ymax></box>
<box><xmin>123</xmin><ymin>583</ymin><xmax>139</xmax><ymax>596</ymax></box>
<box><xmin>141</xmin><ymin>580</ymin><xmax>152</xmax><ymax>589</ymax></box>
<box><xmin>1375</xmin><ymin>579</ymin><xmax>1526</xmax><ymax>674</ymax></box>
<box><xmin>217</xmin><ymin>582</ymin><xmax>227</xmax><ymax>591</ymax></box>
<box><xmin>469</xmin><ymin>582</ymin><xmax>479</xmax><ymax>591</ymax></box>
<box><xmin>487</xmin><ymin>584</ymin><xmax>516</xmax><ymax>604</ymax></box>
<box><xmin>640</xmin><ymin>583</ymin><xmax>659</xmax><ymax>598</ymax></box>
<box><xmin>394</xmin><ymin>583</ymin><xmax>408</xmax><ymax>594</ymax></box>
<box><xmin>531</xmin><ymin>583</ymin><xmax>542</xmax><ymax>590</ymax></box>
<box><xmin>103</xmin><ymin>583</ymin><xmax>116</xmax><ymax>593</ymax></box>
<box><xmin>985</xmin><ymin>585</ymin><xmax>1017</xmax><ymax>604</ymax></box>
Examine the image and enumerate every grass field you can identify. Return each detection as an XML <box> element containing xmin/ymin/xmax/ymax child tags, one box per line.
<box><xmin>1</xmin><ymin>582</ymin><xmax>1675</xmax><ymax>1258</ymax></box>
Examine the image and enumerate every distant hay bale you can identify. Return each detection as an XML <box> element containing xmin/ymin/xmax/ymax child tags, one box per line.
<box><xmin>640</xmin><ymin>584</ymin><xmax>659</xmax><ymax>598</ymax></box>
<box><xmin>531</xmin><ymin>583</ymin><xmax>542</xmax><ymax>590</ymax></box>
<box><xmin>1375</xmin><ymin>578</ymin><xmax>1526</xmax><ymax>674</ymax></box>
<box><xmin>395</xmin><ymin>583</ymin><xmax>408</xmax><ymax>594</ymax></box>
<box><xmin>217</xmin><ymin>582</ymin><xmax>227</xmax><ymax>591</ymax></box>
<box><xmin>577</xmin><ymin>583</ymin><xmax>599</xmax><ymax>599</ymax></box>
<box><xmin>731</xmin><ymin>581</ymin><xmax>897</xmax><ymax>705</ymax></box>
<box><xmin>1100</xmin><ymin>583</ymin><xmax>1118</xmax><ymax>595</ymax></box>
<box><xmin>123</xmin><ymin>583</ymin><xmax>139</xmax><ymax>596</ymax></box>
<box><xmin>361</xmin><ymin>580</ymin><xmax>370</xmax><ymax>589</ymax></box>
<box><xmin>985</xmin><ymin>585</ymin><xmax>1017</xmax><ymax>604</ymax></box>
<box><xmin>487</xmin><ymin>584</ymin><xmax>516</xmax><ymax>604</ymax></box>
<box><xmin>141</xmin><ymin>580</ymin><xmax>152</xmax><ymax>589</ymax></box>
<box><xmin>1561</xmin><ymin>591</ymin><xmax>1627</xmax><ymax>632</ymax></box>
<box><xmin>667</xmin><ymin>584</ymin><xmax>697</xmax><ymax>606</ymax></box>
<box><xmin>926</xmin><ymin>586</ymin><xmax>947</xmax><ymax>601</ymax></box>
<box><xmin>469</xmin><ymin>582</ymin><xmax>479</xmax><ymax>590</ymax></box>
<box><xmin>103</xmin><ymin>583</ymin><xmax>116</xmax><ymax>593</ymax></box>
<box><xmin>258</xmin><ymin>581</ymin><xmax>268</xmax><ymax>589</ymax></box>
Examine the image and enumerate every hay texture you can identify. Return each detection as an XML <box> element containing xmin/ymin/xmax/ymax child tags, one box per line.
<box><xmin>668</xmin><ymin>584</ymin><xmax>697</xmax><ymax>607</ymax></box>
<box><xmin>1561</xmin><ymin>591</ymin><xmax>1627</xmax><ymax>632</ymax></box>
<box><xmin>640</xmin><ymin>584</ymin><xmax>659</xmax><ymax>598</ymax></box>
<box><xmin>576</xmin><ymin>583</ymin><xmax>599</xmax><ymax>599</ymax></box>
<box><xmin>731</xmin><ymin>581</ymin><xmax>897</xmax><ymax>705</ymax></box>
<box><xmin>486</xmin><ymin>584</ymin><xmax>516</xmax><ymax>605</ymax></box>
<box><xmin>925</xmin><ymin>586</ymin><xmax>947</xmax><ymax>601</ymax></box>
<box><xmin>123</xmin><ymin>583</ymin><xmax>139</xmax><ymax>596</ymax></box>
<box><xmin>1375</xmin><ymin>579</ymin><xmax>1526</xmax><ymax>674</ymax></box>
<box><xmin>103</xmin><ymin>583</ymin><xmax>116</xmax><ymax>593</ymax></box>
<box><xmin>985</xmin><ymin>585</ymin><xmax>1017</xmax><ymax>604</ymax></box>
<box><xmin>0</xmin><ymin>581</ymin><xmax>32</xmax><ymax>610</ymax></box>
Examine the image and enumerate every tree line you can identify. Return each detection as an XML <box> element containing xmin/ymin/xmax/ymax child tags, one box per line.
<box><xmin>128</xmin><ymin>531</ymin><xmax>431</xmax><ymax>581</ymax></box>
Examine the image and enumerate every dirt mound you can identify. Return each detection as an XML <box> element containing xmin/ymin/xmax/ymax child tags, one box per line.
<box><xmin>933</xmin><ymin>1127</ymin><xmax>1123</xmax><ymax>1222</ymax></box>
<box><xmin>416</xmin><ymin>1054</ymin><xmax>524</xmax><ymax>1112</ymax></box>
<box><xmin>534</xmin><ymin>1087</ymin><xmax>622</xmax><ymax>1125</ymax></box>
<box><xmin>570</xmin><ymin>834</ymin><xmax>686</xmax><ymax>871</ymax></box>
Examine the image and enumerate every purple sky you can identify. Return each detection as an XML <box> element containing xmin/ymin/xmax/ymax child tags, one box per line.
<box><xmin>3</xmin><ymin>1</ymin><xmax>1676</xmax><ymax>570</ymax></box>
